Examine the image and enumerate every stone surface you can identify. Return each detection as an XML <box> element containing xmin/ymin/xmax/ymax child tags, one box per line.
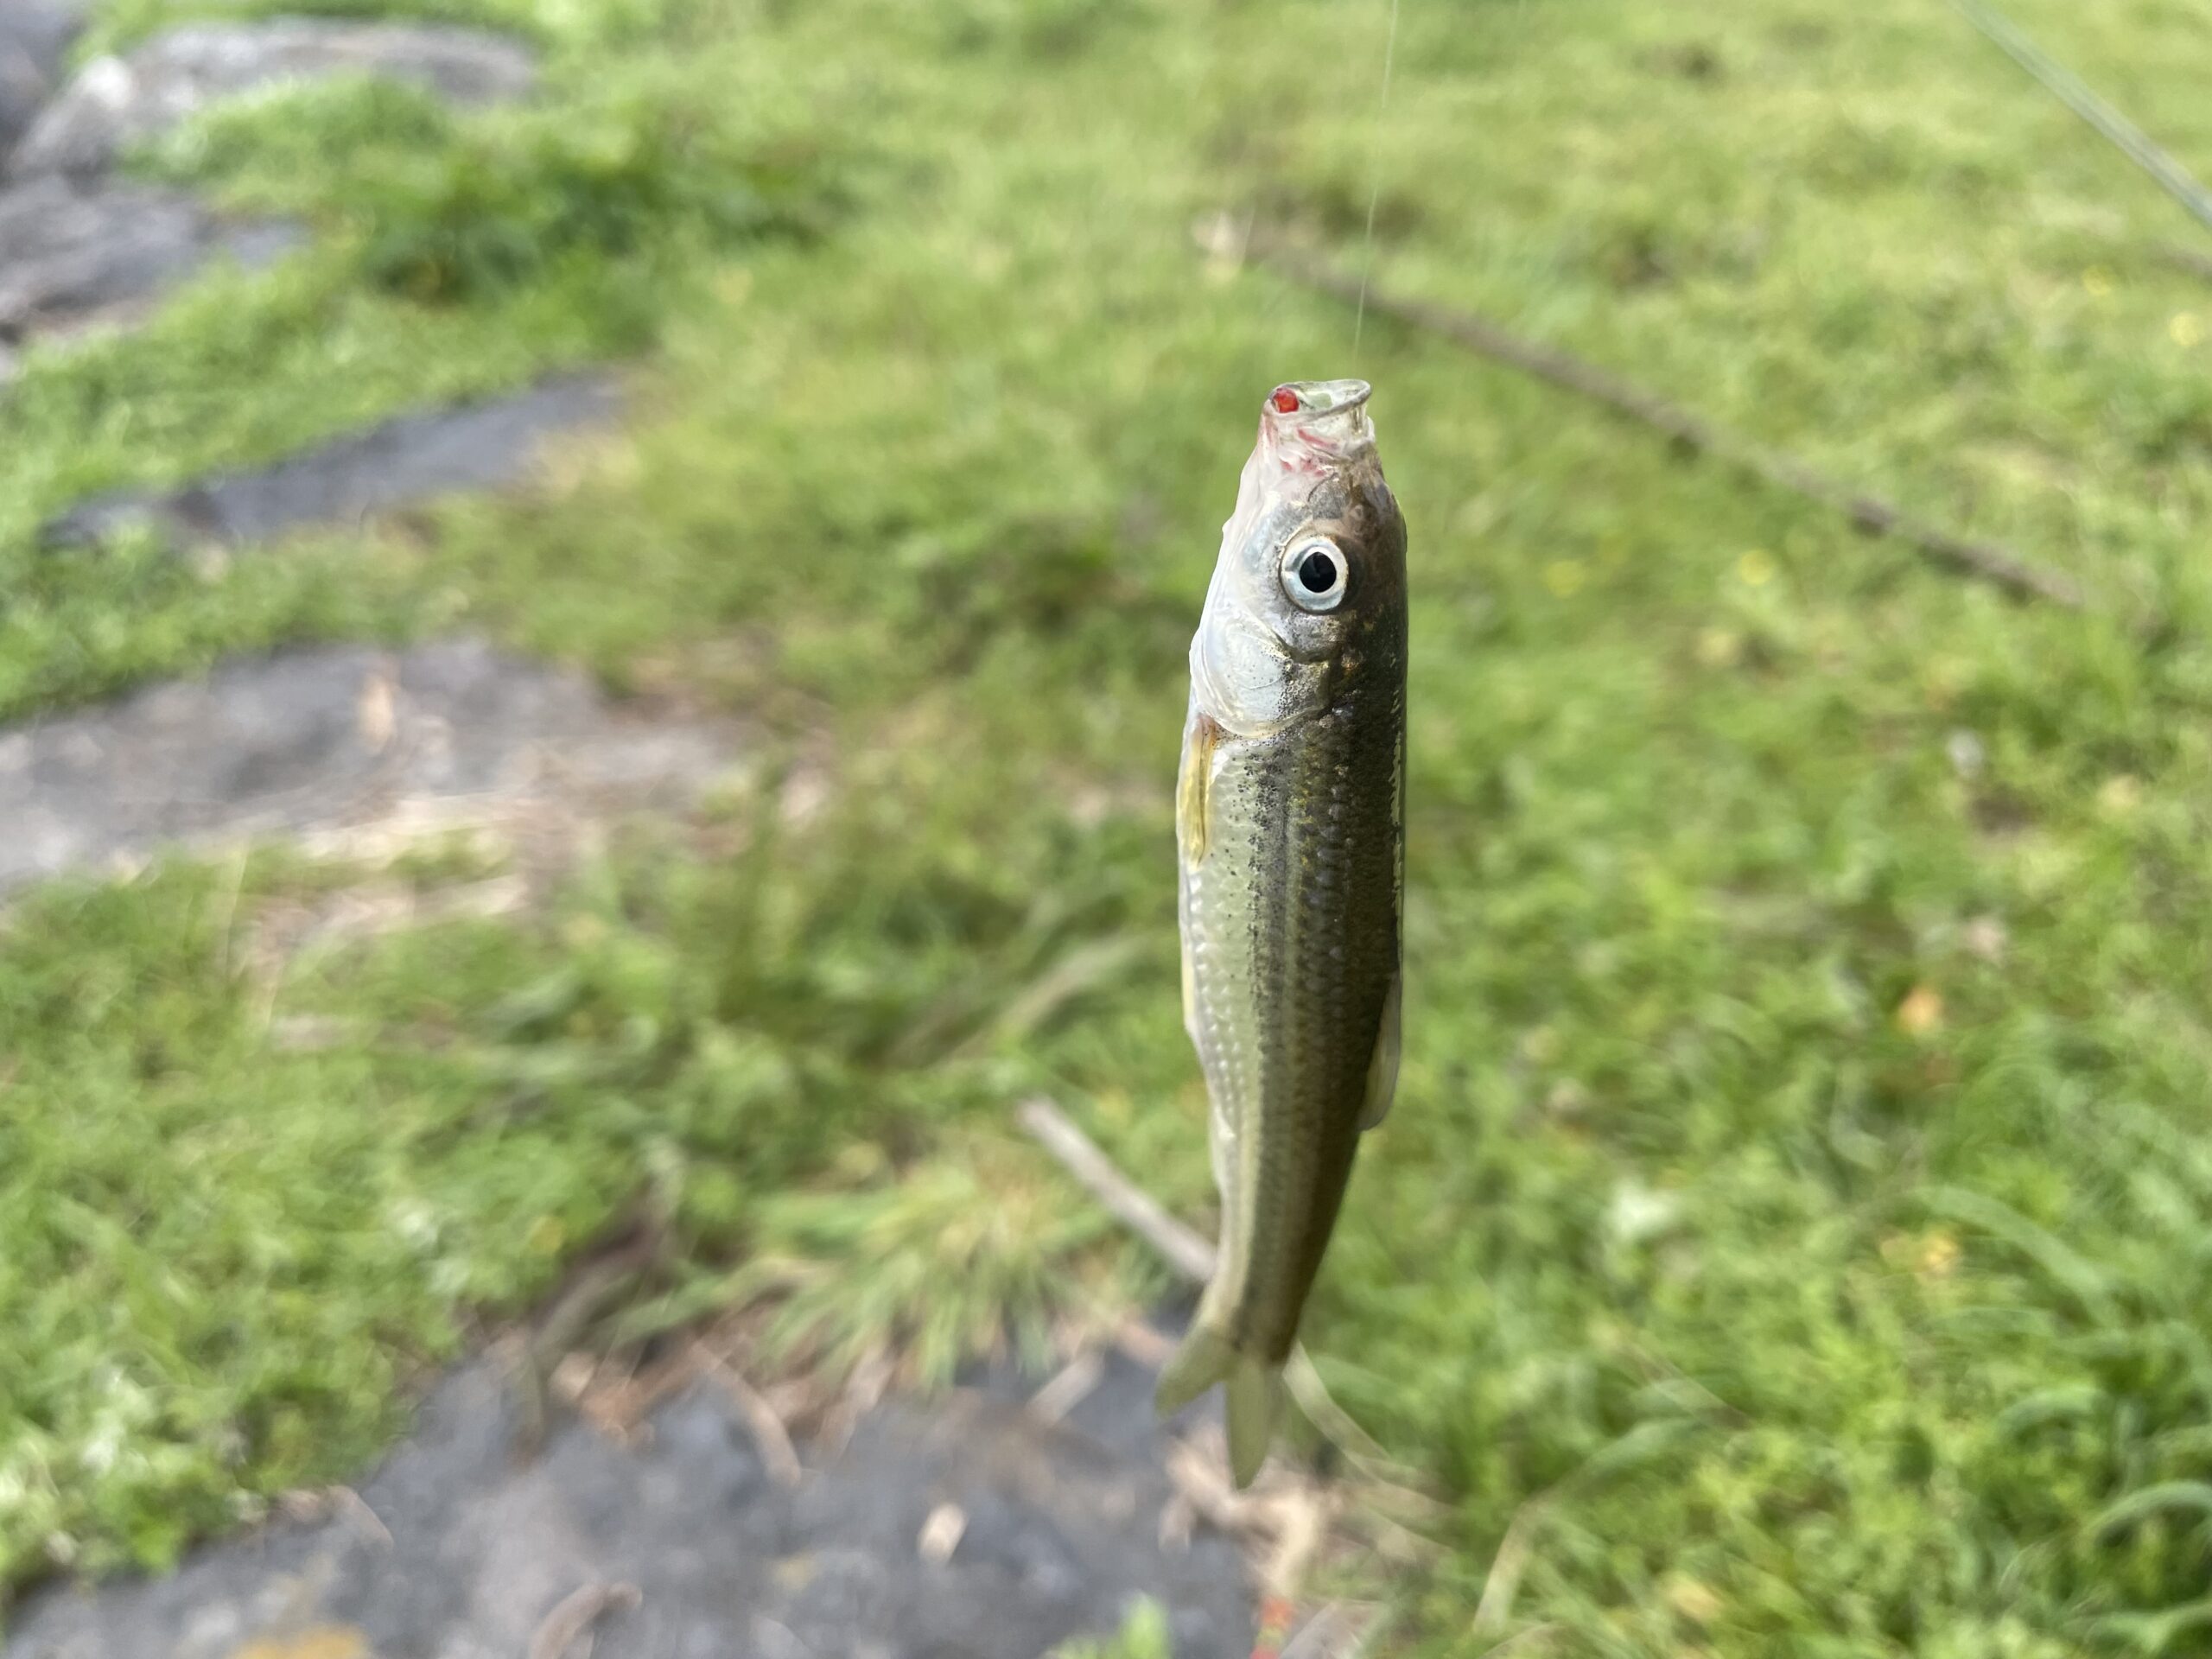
<box><xmin>3</xmin><ymin>1352</ymin><xmax>1253</xmax><ymax>1659</ymax></box>
<box><xmin>0</xmin><ymin>174</ymin><xmax>297</xmax><ymax>339</ymax></box>
<box><xmin>43</xmin><ymin>374</ymin><xmax>622</xmax><ymax>550</ymax></box>
<box><xmin>10</xmin><ymin>20</ymin><xmax>537</xmax><ymax>180</ymax></box>
<box><xmin>0</xmin><ymin>1</ymin><xmax>86</xmax><ymax>164</ymax></box>
<box><xmin>0</xmin><ymin>639</ymin><xmax>741</xmax><ymax>896</ymax></box>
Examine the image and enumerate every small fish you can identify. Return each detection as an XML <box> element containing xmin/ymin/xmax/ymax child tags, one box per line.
<box><xmin>1156</xmin><ymin>378</ymin><xmax>1408</xmax><ymax>1486</ymax></box>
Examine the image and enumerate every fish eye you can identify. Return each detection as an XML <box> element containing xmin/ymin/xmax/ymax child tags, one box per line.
<box><xmin>1281</xmin><ymin>536</ymin><xmax>1349</xmax><ymax>613</ymax></box>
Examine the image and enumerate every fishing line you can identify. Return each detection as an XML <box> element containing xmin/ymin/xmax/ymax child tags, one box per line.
<box><xmin>1351</xmin><ymin>0</ymin><xmax>1402</xmax><ymax>359</ymax></box>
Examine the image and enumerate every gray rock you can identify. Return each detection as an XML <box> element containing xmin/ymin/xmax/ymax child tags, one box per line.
<box><xmin>0</xmin><ymin>173</ymin><xmax>297</xmax><ymax>338</ymax></box>
<box><xmin>10</xmin><ymin>18</ymin><xmax>536</xmax><ymax>180</ymax></box>
<box><xmin>43</xmin><ymin>373</ymin><xmax>622</xmax><ymax>550</ymax></box>
<box><xmin>4</xmin><ymin>1355</ymin><xmax>1254</xmax><ymax>1658</ymax></box>
<box><xmin>0</xmin><ymin>1</ymin><xmax>86</xmax><ymax>164</ymax></box>
<box><xmin>0</xmin><ymin>639</ymin><xmax>742</xmax><ymax>896</ymax></box>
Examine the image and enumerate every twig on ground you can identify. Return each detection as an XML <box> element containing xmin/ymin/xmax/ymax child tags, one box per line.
<box><xmin>918</xmin><ymin>1501</ymin><xmax>969</xmax><ymax>1564</ymax></box>
<box><xmin>512</xmin><ymin>1215</ymin><xmax>662</xmax><ymax>1461</ymax></box>
<box><xmin>1028</xmin><ymin>1349</ymin><xmax>1107</xmax><ymax>1425</ymax></box>
<box><xmin>327</xmin><ymin>1485</ymin><xmax>393</xmax><ymax>1549</ymax></box>
<box><xmin>816</xmin><ymin>1338</ymin><xmax>894</xmax><ymax>1461</ymax></box>
<box><xmin>1113</xmin><ymin>1317</ymin><xmax>1178</xmax><ymax>1370</ymax></box>
<box><xmin>272</xmin><ymin>1484</ymin><xmax>392</xmax><ymax>1548</ymax></box>
<box><xmin>696</xmin><ymin>1340</ymin><xmax>805</xmax><ymax>1488</ymax></box>
<box><xmin>1017</xmin><ymin>1096</ymin><xmax>1217</xmax><ymax>1282</ymax></box>
<box><xmin>1263</xmin><ymin>1484</ymin><xmax>1329</xmax><ymax>1605</ymax></box>
<box><xmin>569</xmin><ymin>1341</ymin><xmax>702</xmax><ymax>1446</ymax></box>
<box><xmin>528</xmin><ymin>1580</ymin><xmax>642</xmax><ymax>1659</ymax></box>
<box><xmin>1164</xmin><ymin>1426</ymin><xmax>1340</xmax><ymax>1656</ymax></box>
<box><xmin>1166</xmin><ymin>1427</ymin><xmax>1270</xmax><ymax>1536</ymax></box>
<box><xmin>1229</xmin><ymin>232</ymin><xmax>2085</xmax><ymax>610</ymax></box>
<box><xmin>512</xmin><ymin>1260</ymin><xmax>646</xmax><ymax>1462</ymax></box>
<box><xmin>1951</xmin><ymin>0</ymin><xmax>2212</xmax><ymax>237</ymax></box>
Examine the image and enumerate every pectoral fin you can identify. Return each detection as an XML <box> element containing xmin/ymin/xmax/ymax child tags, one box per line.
<box><xmin>1175</xmin><ymin>710</ymin><xmax>1222</xmax><ymax>868</ymax></box>
<box><xmin>1358</xmin><ymin>970</ymin><xmax>1402</xmax><ymax>1131</ymax></box>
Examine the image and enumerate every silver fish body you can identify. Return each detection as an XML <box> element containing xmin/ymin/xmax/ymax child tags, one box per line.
<box><xmin>1156</xmin><ymin>379</ymin><xmax>1407</xmax><ymax>1486</ymax></box>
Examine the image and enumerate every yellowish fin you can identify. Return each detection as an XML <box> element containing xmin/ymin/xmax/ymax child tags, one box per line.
<box><xmin>1176</xmin><ymin>710</ymin><xmax>1221</xmax><ymax>867</ymax></box>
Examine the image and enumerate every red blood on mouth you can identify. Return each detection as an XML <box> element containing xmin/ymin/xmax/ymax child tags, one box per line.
<box><xmin>1269</xmin><ymin>386</ymin><xmax>1300</xmax><ymax>414</ymax></box>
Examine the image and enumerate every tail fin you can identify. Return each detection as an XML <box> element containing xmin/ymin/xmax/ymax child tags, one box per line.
<box><xmin>1154</xmin><ymin>1325</ymin><xmax>1285</xmax><ymax>1489</ymax></box>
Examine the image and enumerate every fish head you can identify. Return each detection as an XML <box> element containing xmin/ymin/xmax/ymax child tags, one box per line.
<box><xmin>1190</xmin><ymin>378</ymin><xmax>1407</xmax><ymax>738</ymax></box>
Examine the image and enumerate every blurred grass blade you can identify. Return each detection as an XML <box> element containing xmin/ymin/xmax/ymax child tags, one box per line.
<box><xmin>2090</xmin><ymin>1481</ymin><xmax>2212</xmax><ymax>1541</ymax></box>
<box><xmin>1923</xmin><ymin>1185</ymin><xmax>2122</xmax><ymax>1327</ymax></box>
<box><xmin>1994</xmin><ymin>1383</ymin><xmax>2104</xmax><ymax>1437</ymax></box>
<box><xmin>2085</xmin><ymin>1597</ymin><xmax>2212</xmax><ymax>1656</ymax></box>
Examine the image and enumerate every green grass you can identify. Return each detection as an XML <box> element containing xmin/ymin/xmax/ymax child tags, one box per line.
<box><xmin>9</xmin><ymin>0</ymin><xmax>2212</xmax><ymax>1650</ymax></box>
<box><xmin>1056</xmin><ymin>1599</ymin><xmax>1174</xmax><ymax>1659</ymax></box>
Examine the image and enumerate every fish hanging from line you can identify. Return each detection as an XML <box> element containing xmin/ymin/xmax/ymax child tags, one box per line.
<box><xmin>1156</xmin><ymin>378</ymin><xmax>1408</xmax><ymax>1488</ymax></box>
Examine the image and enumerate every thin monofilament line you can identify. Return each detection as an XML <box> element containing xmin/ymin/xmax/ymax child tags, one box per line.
<box><xmin>1351</xmin><ymin>0</ymin><xmax>1402</xmax><ymax>358</ymax></box>
<box><xmin>1952</xmin><ymin>0</ymin><xmax>2212</xmax><ymax>235</ymax></box>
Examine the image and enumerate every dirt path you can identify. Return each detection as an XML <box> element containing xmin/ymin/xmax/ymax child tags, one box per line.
<box><xmin>5</xmin><ymin>1351</ymin><xmax>1252</xmax><ymax>1658</ymax></box>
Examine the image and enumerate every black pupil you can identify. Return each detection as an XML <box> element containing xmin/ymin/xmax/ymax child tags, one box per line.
<box><xmin>1297</xmin><ymin>550</ymin><xmax>1338</xmax><ymax>594</ymax></box>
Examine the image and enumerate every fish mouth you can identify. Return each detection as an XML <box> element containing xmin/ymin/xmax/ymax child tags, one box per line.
<box><xmin>1263</xmin><ymin>379</ymin><xmax>1372</xmax><ymax>419</ymax></box>
<box><xmin>1259</xmin><ymin>379</ymin><xmax>1376</xmax><ymax>462</ymax></box>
